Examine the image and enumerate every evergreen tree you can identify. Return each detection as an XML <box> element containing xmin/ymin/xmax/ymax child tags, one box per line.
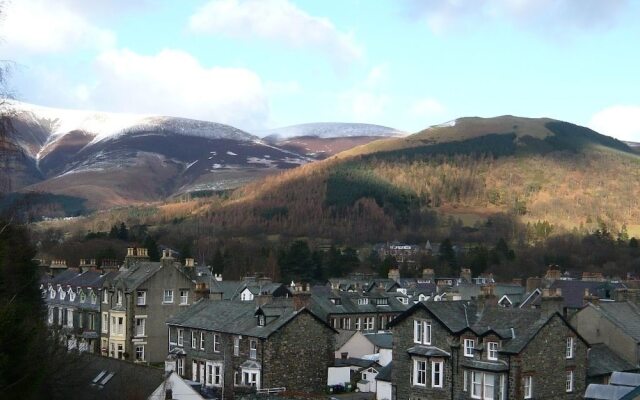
<box><xmin>211</xmin><ymin>248</ymin><xmax>225</xmax><ymax>274</ymax></box>
<box><xmin>143</xmin><ymin>236</ymin><xmax>160</xmax><ymax>261</ymax></box>
<box><xmin>0</xmin><ymin>221</ymin><xmax>49</xmax><ymax>398</ymax></box>
<box><xmin>117</xmin><ymin>222</ymin><xmax>129</xmax><ymax>241</ymax></box>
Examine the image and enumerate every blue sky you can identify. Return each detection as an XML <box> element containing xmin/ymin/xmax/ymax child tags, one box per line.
<box><xmin>1</xmin><ymin>0</ymin><xmax>639</xmax><ymax>139</ymax></box>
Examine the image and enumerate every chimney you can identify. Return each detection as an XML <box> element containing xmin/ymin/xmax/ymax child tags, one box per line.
<box><xmin>422</xmin><ymin>268</ymin><xmax>435</xmax><ymax>281</ymax></box>
<box><xmin>194</xmin><ymin>282</ymin><xmax>210</xmax><ymax>301</ymax></box>
<box><xmin>184</xmin><ymin>258</ymin><xmax>195</xmax><ymax>268</ymax></box>
<box><xmin>460</xmin><ymin>268</ymin><xmax>472</xmax><ymax>283</ymax></box>
<box><xmin>161</xmin><ymin>249</ymin><xmax>175</xmax><ymax>267</ymax></box>
<box><xmin>583</xmin><ymin>288</ymin><xmax>600</xmax><ymax>306</ymax></box>
<box><xmin>526</xmin><ymin>277</ymin><xmax>542</xmax><ymax>293</ymax></box>
<box><xmin>255</xmin><ymin>292</ymin><xmax>271</xmax><ymax>307</ymax></box>
<box><xmin>292</xmin><ymin>283</ymin><xmax>312</xmax><ymax>310</ymax></box>
<box><xmin>127</xmin><ymin>247</ymin><xmax>134</xmax><ymax>257</ymax></box>
<box><xmin>388</xmin><ymin>268</ymin><xmax>401</xmax><ymax>282</ymax></box>
<box><xmin>541</xmin><ymin>287</ymin><xmax>564</xmax><ymax>317</ymax></box>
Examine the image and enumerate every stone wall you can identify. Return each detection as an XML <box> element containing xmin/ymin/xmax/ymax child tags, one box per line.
<box><xmin>392</xmin><ymin>307</ymin><xmax>454</xmax><ymax>400</ymax></box>
<box><xmin>511</xmin><ymin>314</ymin><xmax>588</xmax><ymax>399</ymax></box>
<box><xmin>262</xmin><ymin>311</ymin><xmax>335</xmax><ymax>394</ymax></box>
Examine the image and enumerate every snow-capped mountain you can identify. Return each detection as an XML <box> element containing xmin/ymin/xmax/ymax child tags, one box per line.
<box><xmin>260</xmin><ymin>122</ymin><xmax>405</xmax><ymax>159</ymax></box>
<box><xmin>1</xmin><ymin>101</ymin><xmax>309</xmax><ymax>211</ymax></box>
<box><xmin>260</xmin><ymin>122</ymin><xmax>405</xmax><ymax>140</ymax></box>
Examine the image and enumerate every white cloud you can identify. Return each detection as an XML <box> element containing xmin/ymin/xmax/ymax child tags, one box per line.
<box><xmin>82</xmin><ymin>49</ymin><xmax>269</xmax><ymax>130</ymax></box>
<box><xmin>0</xmin><ymin>0</ymin><xmax>116</xmax><ymax>54</ymax></box>
<box><xmin>188</xmin><ymin>0</ymin><xmax>362</xmax><ymax>64</ymax></box>
<box><xmin>405</xmin><ymin>0</ymin><xmax>629</xmax><ymax>34</ymax></box>
<box><xmin>409</xmin><ymin>98</ymin><xmax>446</xmax><ymax>117</ymax></box>
<box><xmin>589</xmin><ymin>105</ymin><xmax>640</xmax><ymax>142</ymax></box>
<box><xmin>339</xmin><ymin>64</ymin><xmax>391</xmax><ymax>122</ymax></box>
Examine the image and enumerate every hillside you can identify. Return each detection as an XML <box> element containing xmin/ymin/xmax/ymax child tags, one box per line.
<box><xmin>191</xmin><ymin>116</ymin><xmax>640</xmax><ymax>242</ymax></box>
<box><xmin>0</xmin><ymin>101</ymin><xmax>309</xmax><ymax>213</ymax></box>
<box><xmin>261</xmin><ymin>122</ymin><xmax>405</xmax><ymax>159</ymax></box>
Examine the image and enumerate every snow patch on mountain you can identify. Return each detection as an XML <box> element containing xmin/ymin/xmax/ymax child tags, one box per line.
<box><xmin>259</xmin><ymin>122</ymin><xmax>406</xmax><ymax>140</ymax></box>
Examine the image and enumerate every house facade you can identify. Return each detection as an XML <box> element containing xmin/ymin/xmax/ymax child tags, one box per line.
<box><xmin>42</xmin><ymin>267</ymin><xmax>114</xmax><ymax>353</ymax></box>
<box><xmin>100</xmin><ymin>248</ymin><xmax>196</xmax><ymax>363</ymax></box>
<box><xmin>389</xmin><ymin>301</ymin><xmax>589</xmax><ymax>400</ymax></box>
<box><xmin>166</xmin><ymin>296</ymin><xmax>335</xmax><ymax>399</ymax></box>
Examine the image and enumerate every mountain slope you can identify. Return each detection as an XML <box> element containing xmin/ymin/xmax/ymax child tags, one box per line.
<box><xmin>188</xmin><ymin>116</ymin><xmax>640</xmax><ymax>242</ymax></box>
<box><xmin>261</xmin><ymin>122</ymin><xmax>405</xmax><ymax>159</ymax></box>
<box><xmin>1</xmin><ymin>101</ymin><xmax>308</xmax><ymax>211</ymax></box>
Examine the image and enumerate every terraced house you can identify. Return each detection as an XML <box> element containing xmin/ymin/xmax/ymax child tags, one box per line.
<box><xmin>389</xmin><ymin>301</ymin><xmax>589</xmax><ymax>400</ymax></box>
<box><xmin>41</xmin><ymin>265</ymin><xmax>115</xmax><ymax>353</ymax></box>
<box><xmin>166</xmin><ymin>295</ymin><xmax>335</xmax><ymax>399</ymax></box>
<box><xmin>100</xmin><ymin>248</ymin><xmax>196</xmax><ymax>363</ymax></box>
<box><xmin>310</xmin><ymin>287</ymin><xmax>411</xmax><ymax>331</ymax></box>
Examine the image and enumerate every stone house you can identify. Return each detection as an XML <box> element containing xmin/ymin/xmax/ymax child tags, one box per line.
<box><xmin>100</xmin><ymin>248</ymin><xmax>196</xmax><ymax>363</ymax></box>
<box><xmin>166</xmin><ymin>296</ymin><xmax>335</xmax><ymax>398</ymax></box>
<box><xmin>388</xmin><ymin>301</ymin><xmax>589</xmax><ymax>399</ymax></box>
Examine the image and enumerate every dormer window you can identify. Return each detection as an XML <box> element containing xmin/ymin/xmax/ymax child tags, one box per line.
<box><xmin>117</xmin><ymin>290</ymin><xmax>123</xmax><ymax>306</ymax></box>
<box><xmin>60</xmin><ymin>289</ymin><xmax>66</xmax><ymax>300</ymax></box>
<box><xmin>396</xmin><ymin>297</ymin><xmax>409</xmax><ymax>305</ymax></box>
<box><xmin>375</xmin><ymin>298</ymin><xmax>389</xmax><ymax>306</ymax></box>
<box><xmin>50</xmin><ymin>288</ymin><xmax>55</xmax><ymax>299</ymax></box>
<box><xmin>69</xmin><ymin>289</ymin><xmax>75</xmax><ymax>302</ymax></box>
<box><xmin>102</xmin><ymin>290</ymin><xmax>109</xmax><ymax>304</ymax></box>
<box><xmin>330</xmin><ymin>298</ymin><xmax>342</xmax><ymax>305</ymax></box>
<box><xmin>90</xmin><ymin>291</ymin><xmax>97</xmax><ymax>304</ymax></box>
<box><xmin>79</xmin><ymin>291</ymin><xmax>86</xmax><ymax>303</ymax></box>
<box><xmin>464</xmin><ymin>339</ymin><xmax>475</xmax><ymax>357</ymax></box>
<box><xmin>358</xmin><ymin>298</ymin><xmax>369</xmax><ymax>305</ymax></box>
<box><xmin>258</xmin><ymin>315</ymin><xmax>265</xmax><ymax>326</ymax></box>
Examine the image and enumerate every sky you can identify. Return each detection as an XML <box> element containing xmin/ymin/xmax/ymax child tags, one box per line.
<box><xmin>1</xmin><ymin>0</ymin><xmax>639</xmax><ymax>140</ymax></box>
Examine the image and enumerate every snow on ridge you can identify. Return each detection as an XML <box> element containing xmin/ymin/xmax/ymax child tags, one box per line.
<box><xmin>432</xmin><ymin>119</ymin><xmax>457</xmax><ymax>128</ymax></box>
<box><xmin>7</xmin><ymin>100</ymin><xmax>256</xmax><ymax>148</ymax></box>
<box><xmin>259</xmin><ymin>122</ymin><xmax>406</xmax><ymax>139</ymax></box>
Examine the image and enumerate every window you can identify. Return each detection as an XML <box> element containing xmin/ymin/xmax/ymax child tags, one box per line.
<box><xmin>464</xmin><ymin>370</ymin><xmax>468</xmax><ymax>392</ymax></box>
<box><xmin>88</xmin><ymin>313</ymin><xmax>96</xmax><ymax>330</ymax></box>
<box><xmin>566</xmin><ymin>337</ymin><xmax>574</xmax><ymax>359</ymax></box>
<box><xmin>413</xmin><ymin>320</ymin><xmax>431</xmax><ymax>345</ymax></box>
<box><xmin>432</xmin><ymin>360</ymin><xmax>443</xmax><ymax>388</ymax></box>
<box><xmin>214</xmin><ymin>365</ymin><xmax>222</xmax><ymax>386</ymax></box>
<box><xmin>200</xmin><ymin>332</ymin><xmax>205</xmax><ymax>350</ymax></box>
<box><xmin>50</xmin><ymin>288</ymin><xmax>55</xmax><ymax>299</ymax></box>
<box><xmin>524</xmin><ymin>376</ymin><xmax>532</xmax><ymax>399</ymax></box>
<box><xmin>135</xmin><ymin>345</ymin><xmax>145</xmax><ymax>361</ymax></box>
<box><xmin>180</xmin><ymin>289</ymin><xmax>189</xmax><ymax>305</ymax></box>
<box><xmin>340</xmin><ymin>317</ymin><xmax>350</xmax><ymax>330</ymax></box>
<box><xmin>413</xmin><ymin>359</ymin><xmax>427</xmax><ymax>386</ymax></box>
<box><xmin>136</xmin><ymin>291</ymin><xmax>146</xmax><ymax>306</ymax></box>
<box><xmin>258</xmin><ymin>315</ymin><xmax>265</xmax><ymax>326</ymax></box>
<box><xmin>164</xmin><ymin>289</ymin><xmax>174</xmax><ymax>303</ymax></box>
<box><xmin>79</xmin><ymin>291</ymin><xmax>86</xmax><ymax>303</ymax></box>
<box><xmin>60</xmin><ymin>289</ymin><xmax>66</xmax><ymax>300</ymax></box>
<box><xmin>464</xmin><ymin>339</ymin><xmax>475</xmax><ymax>357</ymax></box>
<box><xmin>135</xmin><ymin>317</ymin><xmax>146</xmax><ymax>337</ymax></box>
<box><xmin>355</xmin><ymin>317</ymin><xmax>362</xmax><ymax>331</ymax></box>
<box><xmin>566</xmin><ymin>370</ymin><xmax>574</xmax><ymax>393</ymax></box>
<box><xmin>206</xmin><ymin>364</ymin><xmax>213</xmax><ymax>385</ymax></box>
<box><xmin>177</xmin><ymin>329</ymin><xmax>184</xmax><ymax>346</ymax></box>
<box><xmin>488</xmin><ymin>342</ymin><xmax>499</xmax><ymax>360</ymax></box>
<box><xmin>102</xmin><ymin>290</ymin><xmax>109</xmax><ymax>304</ymax></box>
<box><xmin>364</xmin><ymin>317</ymin><xmax>374</xmax><ymax>331</ymax></box>
<box><xmin>91</xmin><ymin>292</ymin><xmax>97</xmax><ymax>304</ymax></box>
<box><xmin>177</xmin><ymin>358</ymin><xmax>184</xmax><ymax>376</ymax></box>
<box><xmin>234</xmin><ymin>337</ymin><xmax>240</xmax><ymax>356</ymax></box>
<box><xmin>116</xmin><ymin>290</ymin><xmax>123</xmax><ymax>305</ymax></box>
<box><xmin>214</xmin><ymin>334</ymin><xmax>220</xmax><ymax>352</ymax></box>
<box><xmin>117</xmin><ymin>317</ymin><xmax>124</xmax><ymax>335</ymax></box>
<box><xmin>358</xmin><ymin>298</ymin><xmax>369</xmax><ymax>305</ymax></box>
<box><xmin>69</xmin><ymin>290</ymin><xmax>76</xmax><ymax>302</ymax></box>
<box><xmin>250</xmin><ymin>339</ymin><xmax>257</xmax><ymax>359</ymax></box>
<box><xmin>102</xmin><ymin>313</ymin><xmax>108</xmax><ymax>333</ymax></box>
<box><xmin>47</xmin><ymin>308</ymin><xmax>54</xmax><ymax>324</ymax></box>
<box><xmin>191</xmin><ymin>331</ymin><xmax>197</xmax><ymax>348</ymax></box>
<box><xmin>67</xmin><ymin>309</ymin><xmax>74</xmax><ymax>328</ymax></box>
<box><xmin>78</xmin><ymin>312</ymin><xmax>84</xmax><ymax>329</ymax></box>
<box><xmin>471</xmin><ymin>371</ymin><xmax>499</xmax><ymax>400</ymax></box>
<box><xmin>117</xmin><ymin>344</ymin><xmax>124</xmax><ymax>359</ymax></box>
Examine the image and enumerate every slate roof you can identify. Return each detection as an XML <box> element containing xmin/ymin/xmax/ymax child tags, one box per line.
<box><xmin>585</xmin><ymin>384</ymin><xmax>634</xmax><ymax>400</ymax></box>
<box><xmin>56</xmin><ymin>353</ymin><xmax>164</xmax><ymax>400</ymax></box>
<box><xmin>588</xmin><ymin>344</ymin><xmax>639</xmax><ymax>378</ymax></box>
<box><xmin>167</xmin><ymin>299</ymin><xmax>332</xmax><ymax>339</ymax></box>
<box><xmin>407</xmin><ymin>345</ymin><xmax>451</xmax><ymax>357</ymax></box>
<box><xmin>334</xmin><ymin>357</ymin><xmax>380</xmax><ymax>369</ymax></box>
<box><xmin>112</xmin><ymin>262</ymin><xmax>164</xmax><ymax>291</ymax></box>
<box><xmin>364</xmin><ymin>332</ymin><xmax>393</xmax><ymax>349</ymax></box>
<box><xmin>549</xmin><ymin>280</ymin><xmax>626</xmax><ymax>309</ymax></box>
<box><xmin>611</xmin><ymin>372</ymin><xmax>640</xmax><ymax>387</ymax></box>
<box><xmin>390</xmin><ymin>301</ymin><xmax>587</xmax><ymax>355</ymax></box>
<box><xmin>335</xmin><ymin>329</ymin><xmax>358</xmax><ymax>350</ymax></box>
<box><xmin>309</xmin><ymin>289</ymin><xmax>411</xmax><ymax>320</ymax></box>
<box><xmin>376</xmin><ymin>362</ymin><xmax>393</xmax><ymax>382</ymax></box>
<box><xmin>591</xmin><ymin>302</ymin><xmax>640</xmax><ymax>343</ymax></box>
<box><xmin>208</xmin><ymin>280</ymin><xmax>246</xmax><ymax>300</ymax></box>
<box><xmin>460</xmin><ymin>359</ymin><xmax>509</xmax><ymax>372</ymax></box>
